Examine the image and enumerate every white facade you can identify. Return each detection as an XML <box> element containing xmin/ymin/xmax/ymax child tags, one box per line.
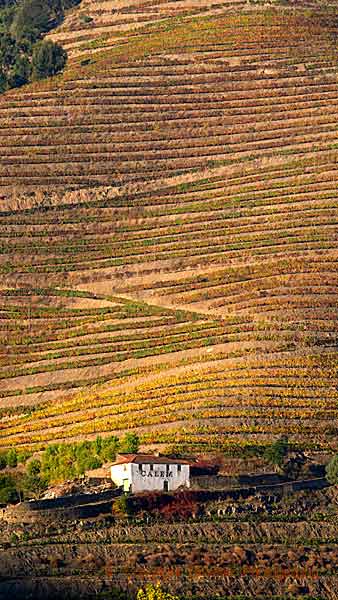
<box><xmin>111</xmin><ymin>458</ymin><xmax>190</xmax><ymax>493</ymax></box>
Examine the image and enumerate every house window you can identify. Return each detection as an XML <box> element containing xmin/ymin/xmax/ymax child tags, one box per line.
<box><xmin>138</xmin><ymin>464</ymin><xmax>143</xmax><ymax>472</ymax></box>
<box><xmin>150</xmin><ymin>464</ymin><xmax>154</xmax><ymax>471</ymax></box>
<box><xmin>177</xmin><ymin>464</ymin><xmax>181</xmax><ymax>473</ymax></box>
<box><xmin>166</xmin><ymin>464</ymin><xmax>170</xmax><ymax>475</ymax></box>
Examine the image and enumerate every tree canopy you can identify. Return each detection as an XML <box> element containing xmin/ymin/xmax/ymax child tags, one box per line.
<box><xmin>32</xmin><ymin>40</ymin><xmax>67</xmax><ymax>79</ymax></box>
<box><xmin>263</xmin><ymin>435</ymin><xmax>290</xmax><ymax>471</ymax></box>
<box><xmin>0</xmin><ymin>0</ymin><xmax>78</xmax><ymax>93</ymax></box>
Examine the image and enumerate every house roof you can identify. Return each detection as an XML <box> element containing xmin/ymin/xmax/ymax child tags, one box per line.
<box><xmin>111</xmin><ymin>453</ymin><xmax>191</xmax><ymax>466</ymax></box>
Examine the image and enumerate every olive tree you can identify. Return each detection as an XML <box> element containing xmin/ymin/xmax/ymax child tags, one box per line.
<box><xmin>31</xmin><ymin>40</ymin><xmax>67</xmax><ymax>80</ymax></box>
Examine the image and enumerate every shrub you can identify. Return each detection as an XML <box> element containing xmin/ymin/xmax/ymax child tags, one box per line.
<box><xmin>80</xmin><ymin>14</ymin><xmax>93</xmax><ymax>23</ymax></box>
<box><xmin>325</xmin><ymin>455</ymin><xmax>338</xmax><ymax>485</ymax></box>
<box><xmin>159</xmin><ymin>490</ymin><xmax>198</xmax><ymax>521</ymax></box>
<box><xmin>113</xmin><ymin>494</ymin><xmax>134</xmax><ymax>517</ymax></box>
<box><xmin>137</xmin><ymin>583</ymin><xmax>180</xmax><ymax>600</ymax></box>
<box><xmin>31</xmin><ymin>40</ymin><xmax>67</xmax><ymax>80</ymax></box>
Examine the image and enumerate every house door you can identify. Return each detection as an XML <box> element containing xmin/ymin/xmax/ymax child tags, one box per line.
<box><xmin>163</xmin><ymin>480</ymin><xmax>169</xmax><ymax>492</ymax></box>
<box><xmin>123</xmin><ymin>479</ymin><xmax>130</xmax><ymax>492</ymax></box>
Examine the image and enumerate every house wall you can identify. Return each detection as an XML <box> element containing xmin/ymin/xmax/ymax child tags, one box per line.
<box><xmin>111</xmin><ymin>462</ymin><xmax>190</xmax><ymax>493</ymax></box>
<box><xmin>111</xmin><ymin>463</ymin><xmax>132</xmax><ymax>489</ymax></box>
<box><xmin>130</xmin><ymin>463</ymin><xmax>190</xmax><ymax>493</ymax></box>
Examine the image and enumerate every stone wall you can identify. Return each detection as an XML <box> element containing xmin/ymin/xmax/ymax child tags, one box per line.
<box><xmin>1</xmin><ymin>488</ymin><xmax>121</xmax><ymax>523</ymax></box>
<box><xmin>0</xmin><ymin>478</ymin><xmax>328</xmax><ymax>524</ymax></box>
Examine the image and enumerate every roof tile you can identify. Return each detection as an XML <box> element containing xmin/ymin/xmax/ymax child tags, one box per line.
<box><xmin>111</xmin><ymin>453</ymin><xmax>191</xmax><ymax>466</ymax></box>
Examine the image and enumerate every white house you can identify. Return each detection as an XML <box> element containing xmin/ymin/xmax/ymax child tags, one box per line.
<box><xmin>110</xmin><ymin>453</ymin><xmax>190</xmax><ymax>493</ymax></box>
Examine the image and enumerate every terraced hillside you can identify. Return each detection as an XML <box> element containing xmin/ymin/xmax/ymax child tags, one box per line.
<box><xmin>1</xmin><ymin>485</ymin><xmax>338</xmax><ymax>600</ymax></box>
<box><xmin>1</xmin><ymin>5</ymin><xmax>338</xmax><ymax>192</ymax></box>
<box><xmin>0</xmin><ymin>1</ymin><xmax>337</xmax><ymax>454</ymax></box>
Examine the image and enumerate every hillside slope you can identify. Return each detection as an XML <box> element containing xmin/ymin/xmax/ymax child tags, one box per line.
<box><xmin>0</xmin><ymin>1</ymin><xmax>337</xmax><ymax>454</ymax></box>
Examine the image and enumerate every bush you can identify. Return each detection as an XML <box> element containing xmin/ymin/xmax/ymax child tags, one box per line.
<box><xmin>32</xmin><ymin>40</ymin><xmax>67</xmax><ymax>79</ymax></box>
<box><xmin>137</xmin><ymin>583</ymin><xmax>180</xmax><ymax>600</ymax></box>
<box><xmin>113</xmin><ymin>494</ymin><xmax>134</xmax><ymax>517</ymax></box>
<box><xmin>325</xmin><ymin>455</ymin><xmax>338</xmax><ymax>484</ymax></box>
<box><xmin>80</xmin><ymin>14</ymin><xmax>93</xmax><ymax>23</ymax></box>
<box><xmin>0</xmin><ymin>474</ymin><xmax>18</xmax><ymax>504</ymax></box>
<box><xmin>159</xmin><ymin>490</ymin><xmax>198</xmax><ymax>521</ymax></box>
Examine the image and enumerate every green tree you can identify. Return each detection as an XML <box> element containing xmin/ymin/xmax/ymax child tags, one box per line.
<box><xmin>75</xmin><ymin>441</ymin><xmax>102</xmax><ymax>474</ymax></box>
<box><xmin>27</xmin><ymin>458</ymin><xmax>42</xmax><ymax>476</ymax></box>
<box><xmin>11</xmin><ymin>0</ymin><xmax>51</xmax><ymax>42</ymax></box>
<box><xmin>119</xmin><ymin>433</ymin><xmax>140</xmax><ymax>454</ymax></box>
<box><xmin>94</xmin><ymin>435</ymin><xmax>103</xmax><ymax>455</ymax></box>
<box><xmin>17</xmin><ymin>450</ymin><xmax>31</xmax><ymax>465</ymax></box>
<box><xmin>326</xmin><ymin>455</ymin><xmax>338</xmax><ymax>484</ymax></box>
<box><xmin>263</xmin><ymin>435</ymin><xmax>289</xmax><ymax>472</ymax></box>
<box><xmin>23</xmin><ymin>460</ymin><xmax>48</xmax><ymax>498</ymax></box>
<box><xmin>31</xmin><ymin>40</ymin><xmax>67</xmax><ymax>79</ymax></box>
<box><xmin>0</xmin><ymin>0</ymin><xmax>71</xmax><ymax>95</ymax></box>
<box><xmin>0</xmin><ymin>474</ymin><xmax>18</xmax><ymax>504</ymax></box>
<box><xmin>6</xmin><ymin>448</ymin><xmax>17</xmax><ymax>468</ymax></box>
<box><xmin>0</xmin><ymin>5</ymin><xmax>16</xmax><ymax>33</ymax></box>
<box><xmin>0</xmin><ymin>453</ymin><xmax>7</xmax><ymax>470</ymax></box>
<box><xmin>0</xmin><ymin>69</ymin><xmax>6</xmax><ymax>92</ymax></box>
<box><xmin>7</xmin><ymin>54</ymin><xmax>31</xmax><ymax>87</ymax></box>
<box><xmin>100</xmin><ymin>436</ymin><xmax>119</xmax><ymax>462</ymax></box>
<box><xmin>0</xmin><ymin>33</ymin><xmax>18</xmax><ymax>68</ymax></box>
